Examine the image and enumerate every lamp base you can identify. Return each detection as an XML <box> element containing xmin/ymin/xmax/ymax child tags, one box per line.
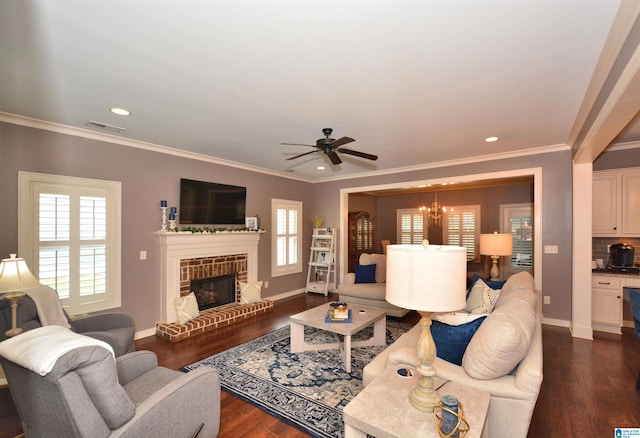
<box><xmin>410</xmin><ymin>313</ymin><xmax>440</xmax><ymax>413</ymax></box>
<box><xmin>489</xmin><ymin>255</ymin><xmax>501</xmax><ymax>281</ymax></box>
<box><xmin>5</xmin><ymin>327</ymin><xmax>23</xmax><ymax>337</ymax></box>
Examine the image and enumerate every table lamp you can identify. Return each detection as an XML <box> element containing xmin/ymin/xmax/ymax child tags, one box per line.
<box><xmin>480</xmin><ymin>232</ymin><xmax>513</xmax><ymax>281</ymax></box>
<box><xmin>386</xmin><ymin>241</ymin><xmax>467</xmax><ymax>412</ymax></box>
<box><xmin>0</xmin><ymin>254</ymin><xmax>41</xmax><ymax>337</ymax></box>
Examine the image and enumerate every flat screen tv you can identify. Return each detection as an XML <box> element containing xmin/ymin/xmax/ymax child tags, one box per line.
<box><xmin>179</xmin><ymin>178</ymin><xmax>246</xmax><ymax>225</ymax></box>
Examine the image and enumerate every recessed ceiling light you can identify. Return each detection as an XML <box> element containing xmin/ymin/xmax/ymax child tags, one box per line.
<box><xmin>110</xmin><ymin>107</ymin><xmax>131</xmax><ymax>116</ymax></box>
<box><xmin>485</xmin><ymin>136</ymin><xmax>499</xmax><ymax>143</ymax></box>
<box><xmin>317</xmin><ymin>166</ymin><xmax>326</xmax><ymax>170</ymax></box>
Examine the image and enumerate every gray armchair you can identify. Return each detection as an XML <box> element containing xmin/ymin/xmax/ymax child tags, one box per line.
<box><xmin>0</xmin><ymin>285</ymin><xmax>135</xmax><ymax>356</ymax></box>
<box><xmin>0</xmin><ymin>342</ymin><xmax>220</xmax><ymax>437</ymax></box>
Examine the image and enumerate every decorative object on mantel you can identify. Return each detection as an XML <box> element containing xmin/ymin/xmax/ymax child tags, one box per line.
<box><xmin>168</xmin><ymin>206</ymin><xmax>177</xmax><ymax>231</ymax></box>
<box><xmin>386</xmin><ymin>240</ymin><xmax>467</xmax><ymax>412</ymax></box>
<box><xmin>310</xmin><ymin>215</ymin><xmax>325</xmax><ymax>228</ymax></box>
<box><xmin>0</xmin><ymin>254</ymin><xmax>42</xmax><ymax>337</ymax></box>
<box><xmin>479</xmin><ymin>231</ymin><xmax>513</xmax><ymax>281</ymax></box>
<box><xmin>245</xmin><ymin>217</ymin><xmax>258</xmax><ymax>230</ymax></box>
<box><xmin>164</xmin><ymin>226</ymin><xmax>265</xmax><ymax>234</ymax></box>
<box><xmin>160</xmin><ymin>200</ymin><xmax>168</xmax><ymax>231</ymax></box>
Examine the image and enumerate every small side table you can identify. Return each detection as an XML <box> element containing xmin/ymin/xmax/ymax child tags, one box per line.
<box><xmin>343</xmin><ymin>365</ymin><xmax>490</xmax><ymax>438</ymax></box>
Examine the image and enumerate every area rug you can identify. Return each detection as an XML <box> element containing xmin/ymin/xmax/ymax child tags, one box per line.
<box><xmin>182</xmin><ymin>319</ymin><xmax>412</xmax><ymax>438</ymax></box>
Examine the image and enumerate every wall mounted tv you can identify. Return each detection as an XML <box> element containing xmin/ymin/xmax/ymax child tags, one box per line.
<box><xmin>179</xmin><ymin>178</ymin><xmax>246</xmax><ymax>225</ymax></box>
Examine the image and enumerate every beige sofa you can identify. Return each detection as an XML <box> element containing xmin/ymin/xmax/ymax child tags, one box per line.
<box><xmin>337</xmin><ymin>253</ymin><xmax>409</xmax><ymax>318</ymax></box>
<box><xmin>363</xmin><ymin>271</ymin><xmax>542</xmax><ymax>438</ymax></box>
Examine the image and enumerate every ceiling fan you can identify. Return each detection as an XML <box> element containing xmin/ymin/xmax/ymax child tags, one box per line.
<box><xmin>281</xmin><ymin>128</ymin><xmax>378</xmax><ymax>165</ymax></box>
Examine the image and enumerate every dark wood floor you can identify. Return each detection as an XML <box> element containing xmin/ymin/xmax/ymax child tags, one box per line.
<box><xmin>1</xmin><ymin>292</ymin><xmax>639</xmax><ymax>437</ymax></box>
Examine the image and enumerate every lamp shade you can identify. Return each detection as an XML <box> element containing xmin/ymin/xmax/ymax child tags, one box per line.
<box><xmin>0</xmin><ymin>254</ymin><xmax>41</xmax><ymax>293</ymax></box>
<box><xmin>385</xmin><ymin>244</ymin><xmax>467</xmax><ymax>312</ymax></box>
<box><xmin>480</xmin><ymin>233</ymin><xmax>513</xmax><ymax>256</ymax></box>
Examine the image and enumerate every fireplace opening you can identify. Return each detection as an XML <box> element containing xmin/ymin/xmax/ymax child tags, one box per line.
<box><xmin>190</xmin><ymin>273</ymin><xmax>236</xmax><ymax>310</ymax></box>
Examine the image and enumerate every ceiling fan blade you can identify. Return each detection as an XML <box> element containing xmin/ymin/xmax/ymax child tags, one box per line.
<box><xmin>281</xmin><ymin>142</ymin><xmax>318</xmax><ymax>148</ymax></box>
<box><xmin>286</xmin><ymin>150</ymin><xmax>319</xmax><ymax>161</ymax></box>
<box><xmin>328</xmin><ymin>150</ymin><xmax>342</xmax><ymax>165</ymax></box>
<box><xmin>338</xmin><ymin>148</ymin><xmax>378</xmax><ymax>161</ymax></box>
<box><xmin>330</xmin><ymin>136</ymin><xmax>355</xmax><ymax>148</ymax></box>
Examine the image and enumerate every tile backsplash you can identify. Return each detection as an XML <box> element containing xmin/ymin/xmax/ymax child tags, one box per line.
<box><xmin>592</xmin><ymin>237</ymin><xmax>640</xmax><ymax>266</ymax></box>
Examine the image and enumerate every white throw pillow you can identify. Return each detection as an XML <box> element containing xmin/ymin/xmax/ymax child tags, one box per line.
<box><xmin>368</xmin><ymin>253</ymin><xmax>387</xmax><ymax>283</ymax></box>
<box><xmin>465</xmin><ymin>281</ymin><xmax>500</xmax><ymax>314</ymax></box>
<box><xmin>240</xmin><ymin>281</ymin><xmax>263</xmax><ymax>304</ymax></box>
<box><xmin>433</xmin><ymin>311</ymin><xmax>486</xmax><ymax>325</ymax></box>
<box><xmin>174</xmin><ymin>292</ymin><xmax>200</xmax><ymax>324</ymax></box>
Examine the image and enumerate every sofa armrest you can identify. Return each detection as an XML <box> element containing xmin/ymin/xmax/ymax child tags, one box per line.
<box><xmin>342</xmin><ymin>273</ymin><xmax>356</xmax><ymax>285</ymax></box>
<box><xmin>116</xmin><ymin>351</ymin><xmax>159</xmax><ymax>385</ymax></box>
<box><xmin>71</xmin><ymin>313</ymin><xmax>134</xmax><ymax>332</ymax></box>
<box><xmin>118</xmin><ymin>367</ymin><xmax>221</xmax><ymax>438</ymax></box>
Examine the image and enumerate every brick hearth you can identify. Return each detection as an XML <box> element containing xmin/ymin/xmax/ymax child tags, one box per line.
<box><xmin>155</xmin><ymin>300</ymin><xmax>274</xmax><ymax>342</ymax></box>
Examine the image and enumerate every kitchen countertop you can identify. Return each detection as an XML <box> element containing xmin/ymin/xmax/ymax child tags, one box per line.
<box><xmin>592</xmin><ymin>268</ymin><xmax>640</xmax><ymax>278</ymax></box>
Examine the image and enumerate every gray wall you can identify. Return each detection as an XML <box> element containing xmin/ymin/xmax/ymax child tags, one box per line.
<box><xmin>0</xmin><ymin>122</ymin><xmax>313</xmax><ymax>332</ymax></box>
<box><xmin>312</xmin><ymin>151</ymin><xmax>573</xmax><ymax>322</ymax></box>
<box><xmin>1</xmin><ymin>120</ymin><xmax>575</xmax><ymax>327</ymax></box>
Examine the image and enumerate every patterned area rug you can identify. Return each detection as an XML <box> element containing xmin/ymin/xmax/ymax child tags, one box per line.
<box><xmin>182</xmin><ymin>319</ymin><xmax>412</xmax><ymax>438</ymax></box>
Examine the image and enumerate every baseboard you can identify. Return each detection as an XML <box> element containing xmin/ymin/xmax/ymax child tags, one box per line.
<box><xmin>267</xmin><ymin>288</ymin><xmax>307</xmax><ymax>301</ymax></box>
<box><xmin>541</xmin><ymin>317</ymin><xmax>570</xmax><ymax>328</ymax></box>
<box><xmin>134</xmin><ymin>327</ymin><xmax>156</xmax><ymax>340</ymax></box>
<box><xmin>592</xmin><ymin>323</ymin><xmax>622</xmax><ymax>335</ymax></box>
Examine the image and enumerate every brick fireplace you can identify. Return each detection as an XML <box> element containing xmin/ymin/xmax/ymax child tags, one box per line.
<box><xmin>156</xmin><ymin>231</ymin><xmax>273</xmax><ymax>341</ymax></box>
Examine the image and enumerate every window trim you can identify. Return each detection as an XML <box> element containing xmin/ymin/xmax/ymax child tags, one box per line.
<box><xmin>18</xmin><ymin>171</ymin><xmax>122</xmax><ymax>314</ymax></box>
<box><xmin>271</xmin><ymin>198</ymin><xmax>302</xmax><ymax>277</ymax></box>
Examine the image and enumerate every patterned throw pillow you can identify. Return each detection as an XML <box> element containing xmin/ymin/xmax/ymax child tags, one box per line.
<box><xmin>465</xmin><ymin>281</ymin><xmax>500</xmax><ymax>314</ymax></box>
<box><xmin>239</xmin><ymin>281</ymin><xmax>263</xmax><ymax>304</ymax></box>
<box><xmin>174</xmin><ymin>292</ymin><xmax>200</xmax><ymax>324</ymax></box>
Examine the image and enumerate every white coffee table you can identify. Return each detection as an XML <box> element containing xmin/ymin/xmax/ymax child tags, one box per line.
<box><xmin>343</xmin><ymin>365</ymin><xmax>490</xmax><ymax>438</ymax></box>
<box><xmin>289</xmin><ymin>303</ymin><xmax>386</xmax><ymax>372</ymax></box>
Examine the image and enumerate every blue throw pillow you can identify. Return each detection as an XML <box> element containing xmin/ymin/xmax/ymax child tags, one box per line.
<box><xmin>354</xmin><ymin>264</ymin><xmax>376</xmax><ymax>284</ymax></box>
<box><xmin>431</xmin><ymin>316</ymin><xmax>487</xmax><ymax>365</ymax></box>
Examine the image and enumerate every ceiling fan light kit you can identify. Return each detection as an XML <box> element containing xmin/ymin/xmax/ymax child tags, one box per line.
<box><xmin>282</xmin><ymin>128</ymin><xmax>378</xmax><ymax>166</ymax></box>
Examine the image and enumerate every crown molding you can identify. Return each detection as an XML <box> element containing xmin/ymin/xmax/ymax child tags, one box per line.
<box><xmin>1</xmin><ymin>111</ymin><xmax>571</xmax><ymax>185</ymax></box>
<box><xmin>0</xmin><ymin>112</ymin><xmax>314</xmax><ymax>183</ymax></box>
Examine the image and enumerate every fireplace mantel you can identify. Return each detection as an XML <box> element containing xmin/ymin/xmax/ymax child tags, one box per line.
<box><xmin>157</xmin><ymin>231</ymin><xmax>265</xmax><ymax>322</ymax></box>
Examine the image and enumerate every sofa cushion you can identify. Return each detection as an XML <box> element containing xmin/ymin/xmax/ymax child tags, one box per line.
<box><xmin>369</xmin><ymin>254</ymin><xmax>387</xmax><ymax>283</ymax></box>
<box><xmin>355</xmin><ymin>264</ymin><xmax>376</xmax><ymax>284</ymax></box>
<box><xmin>431</xmin><ymin>316</ymin><xmax>487</xmax><ymax>365</ymax></box>
<box><xmin>462</xmin><ymin>297</ymin><xmax>536</xmax><ymax>379</ymax></box>
<box><xmin>464</xmin><ymin>281</ymin><xmax>500</xmax><ymax>314</ymax></box>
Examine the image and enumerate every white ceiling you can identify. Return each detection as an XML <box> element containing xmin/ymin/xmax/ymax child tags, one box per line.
<box><xmin>1</xmin><ymin>0</ymin><xmax>638</xmax><ymax>181</ymax></box>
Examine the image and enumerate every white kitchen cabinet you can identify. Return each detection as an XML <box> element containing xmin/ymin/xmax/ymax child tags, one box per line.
<box><xmin>592</xmin><ymin>275</ymin><xmax>622</xmax><ymax>333</ymax></box>
<box><xmin>593</xmin><ymin>167</ymin><xmax>640</xmax><ymax>236</ymax></box>
<box><xmin>622</xmin><ymin>172</ymin><xmax>640</xmax><ymax>235</ymax></box>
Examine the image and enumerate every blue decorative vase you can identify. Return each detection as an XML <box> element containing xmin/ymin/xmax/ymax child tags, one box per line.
<box><xmin>440</xmin><ymin>394</ymin><xmax>459</xmax><ymax>438</ymax></box>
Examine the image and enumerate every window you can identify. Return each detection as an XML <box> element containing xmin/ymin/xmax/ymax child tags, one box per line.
<box><xmin>444</xmin><ymin>205</ymin><xmax>480</xmax><ymax>261</ymax></box>
<box><xmin>397</xmin><ymin>209</ymin><xmax>425</xmax><ymax>244</ymax></box>
<box><xmin>271</xmin><ymin>198</ymin><xmax>302</xmax><ymax>276</ymax></box>
<box><xmin>501</xmin><ymin>203</ymin><xmax>533</xmax><ymax>276</ymax></box>
<box><xmin>18</xmin><ymin>172</ymin><xmax>122</xmax><ymax>314</ymax></box>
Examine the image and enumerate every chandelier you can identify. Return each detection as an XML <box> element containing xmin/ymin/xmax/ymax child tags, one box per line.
<box><xmin>419</xmin><ymin>192</ymin><xmax>448</xmax><ymax>227</ymax></box>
